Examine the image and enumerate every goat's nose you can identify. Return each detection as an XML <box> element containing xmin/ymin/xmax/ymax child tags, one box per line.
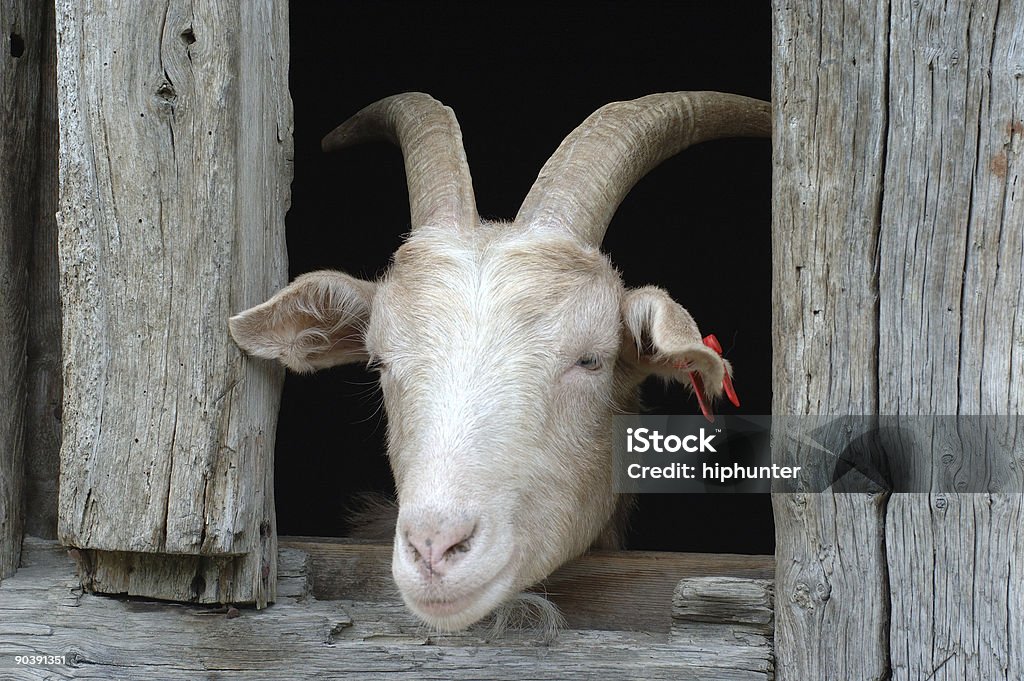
<box><xmin>401</xmin><ymin>514</ymin><xmax>478</xmax><ymax>579</ymax></box>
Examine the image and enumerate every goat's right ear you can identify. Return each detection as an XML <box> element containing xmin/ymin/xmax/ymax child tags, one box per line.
<box><xmin>229</xmin><ymin>270</ymin><xmax>376</xmax><ymax>373</ymax></box>
<box><xmin>621</xmin><ymin>286</ymin><xmax>728</xmax><ymax>401</ymax></box>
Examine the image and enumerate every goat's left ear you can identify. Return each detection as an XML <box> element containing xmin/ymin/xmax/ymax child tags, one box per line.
<box><xmin>229</xmin><ymin>270</ymin><xmax>376</xmax><ymax>373</ymax></box>
<box><xmin>621</xmin><ymin>286</ymin><xmax>730</xmax><ymax>406</ymax></box>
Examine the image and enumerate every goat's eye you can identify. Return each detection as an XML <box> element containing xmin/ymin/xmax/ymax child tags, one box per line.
<box><xmin>575</xmin><ymin>354</ymin><xmax>602</xmax><ymax>371</ymax></box>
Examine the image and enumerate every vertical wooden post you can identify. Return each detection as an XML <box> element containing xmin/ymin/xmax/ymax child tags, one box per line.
<box><xmin>772</xmin><ymin>2</ymin><xmax>891</xmax><ymax>678</ymax></box>
<box><xmin>0</xmin><ymin>0</ymin><xmax>48</xmax><ymax>580</ymax></box>
<box><xmin>55</xmin><ymin>0</ymin><xmax>291</xmax><ymax>607</ymax></box>
<box><xmin>774</xmin><ymin>0</ymin><xmax>1022</xmax><ymax>678</ymax></box>
<box><xmin>880</xmin><ymin>3</ymin><xmax>1023</xmax><ymax>679</ymax></box>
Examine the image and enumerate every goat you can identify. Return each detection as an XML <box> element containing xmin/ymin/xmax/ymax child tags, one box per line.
<box><xmin>229</xmin><ymin>91</ymin><xmax>770</xmax><ymax>632</ymax></box>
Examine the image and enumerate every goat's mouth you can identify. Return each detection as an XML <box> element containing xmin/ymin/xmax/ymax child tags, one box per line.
<box><xmin>401</xmin><ymin>566</ymin><xmax>515</xmax><ymax>631</ymax></box>
<box><xmin>414</xmin><ymin>592</ymin><xmax>477</xmax><ymax>618</ymax></box>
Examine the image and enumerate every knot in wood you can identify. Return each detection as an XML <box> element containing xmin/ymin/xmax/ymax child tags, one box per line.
<box><xmin>814</xmin><ymin>580</ymin><xmax>831</xmax><ymax>602</ymax></box>
<box><xmin>10</xmin><ymin>33</ymin><xmax>25</xmax><ymax>57</ymax></box>
<box><xmin>791</xmin><ymin>582</ymin><xmax>813</xmax><ymax>610</ymax></box>
<box><xmin>155</xmin><ymin>81</ymin><xmax>176</xmax><ymax>104</ymax></box>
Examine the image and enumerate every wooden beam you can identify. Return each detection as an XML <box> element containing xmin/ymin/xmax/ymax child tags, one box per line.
<box><xmin>672</xmin><ymin>576</ymin><xmax>774</xmax><ymax>632</ymax></box>
<box><xmin>771</xmin><ymin>1</ymin><xmax>891</xmax><ymax>679</ymax></box>
<box><xmin>880</xmin><ymin>3</ymin><xmax>1024</xmax><ymax>679</ymax></box>
<box><xmin>0</xmin><ymin>0</ymin><xmax>48</xmax><ymax>580</ymax></box>
<box><xmin>54</xmin><ymin>0</ymin><xmax>291</xmax><ymax>606</ymax></box>
<box><xmin>0</xmin><ymin>538</ymin><xmax>776</xmax><ymax>680</ymax></box>
<box><xmin>280</xmin><ymin>537</ymin><xmax>774</xmax><ymax>633</ymax></box>
<box><xmin>672</xmin><ymin>577</ymin><xmax>774</xmax><ymax>677</ymax></box>
<box><xmin>774</xmin><ymin>1</ymin><xmax>1023</xmax><ymax>679</ymax></box>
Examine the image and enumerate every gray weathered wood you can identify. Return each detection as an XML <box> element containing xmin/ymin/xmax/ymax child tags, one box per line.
<box><xmin>0</xmin><ymin>538</ymin><xmax>774</xmax><ymax>680</ymax></box>
<box><xmin>23</xmin><ymin>0</ymin><xmax>61</xmax><ymax>541</ymax></box>
<box><xmin>775</xmin><ymin>1</ymin><xmax>1023</xmax><ymax>678</ymax></box>
<box><xmin>542</xmin><ymin>549</ymin><xmax>773</xmax><ymax>634</ymax></box>
<box><xmin>54</xmin><ymin>0</ymin><xmax>292</xmax><ymax>606</ymax></box>
<box><xmin>879</xmin><ymin>2</ymin><xmax>1023</xmax><ymax>679</ymax></box>
<box><xmin>771</xmin><ymin>1</ymin><xmax>891</xmax><ymax>679</ymax></box>
<box><xmin>281</xmin><ymin>537</ymin><xmax>775</xmax><ymax>633</ymax></box>
<box><xmin>1</xmin><ymin>0</ymin><xmax>49</xmax><ymax>581</ymax></box>
<box><xmin>672</xmin><ymin>577</ymin><xmax>774</xmax><ymax>677</ymax></box>
<box><xmin>887</xmin><ymin>495</ymin><xmax>1023</xmax><ymax>681</ymax></box>
<box><xmin>673</xmin><ymin>576</ymin><xmax>774</xmax><ymax>630</ymax></box>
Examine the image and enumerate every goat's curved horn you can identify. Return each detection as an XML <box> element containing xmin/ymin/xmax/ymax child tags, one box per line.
<box><xmin>322</xmin><ymin>93</ymin><xmax>479</xmax><ymax>230</ymax></box>
<box><xmin>515</xmin><ymin>91</ymin><xmax>770</xmax><ymax>246</ymax></box>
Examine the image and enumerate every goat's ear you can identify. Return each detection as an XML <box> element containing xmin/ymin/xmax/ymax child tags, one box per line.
<box><xmin>229</xmin><ymin>270</ymin><xmax>376</xmax><ymax>373</ymax></box>
<box><xmin>621</xmin><ymin>286</ymin><xmax>728</xmax><ymax>400</ymax></box>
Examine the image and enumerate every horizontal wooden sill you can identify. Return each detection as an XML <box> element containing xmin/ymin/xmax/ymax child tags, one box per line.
<box><xmin>280</xmin><ymin>536</ymin><xmax>774</xmax><ymax>633</ymax></box>
<box><xmin>2</xmin><ymin>538</ymin><xmax>776</xmax><ymax>680</ymax></box>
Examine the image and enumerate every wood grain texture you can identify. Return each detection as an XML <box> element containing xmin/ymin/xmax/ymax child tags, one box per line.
<box><xmin>671</xmin><ymin>577</ymin><xmax>774</xmax><ymax>677</ymax></box>
<box><xmin>880</xmin><ymin>2</ymin><xmax>1023</xmax><ymax>679</ymax></box>
<box><xmin>54</xmin><ymin>0</ymin><xmax>292</xmax><ymax>606</ymax></box>
<box><xmin>672</xmin><ymin>576</ymin><xmax>774</xmax><ymax>629</ymax></box>
<box><xmin>280</xmin><ymin>537</ymin><xmax>775</xmax><ymax>633</ymax></box>
<box><xmin>887</xmin><ymin>495</ymin><xmax>1023</xmax><ymax>681</ymax></box>
<box><xmin>0</xmin><ymin>0</ymin><xmax>48</xmax><ymax>581</ymax></box>
<box><xmin>0</xmin><ymin>538</ymin><xmax>776</xmax><ymax>680</ymax></box>
<box><xmin>771</xmin><ymin>1</ymin><xmax>891</xmax><ymax>678</ymax></box>
<box><xmin>23</xmin><ymin>0</ymin><xmax>61</xmax><ymax>541</ymax></box>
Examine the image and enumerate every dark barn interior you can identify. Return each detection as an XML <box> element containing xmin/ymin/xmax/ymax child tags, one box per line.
<box><xmin>280</xmin><ymin>1</ymin><xmax>773</xmax><ymax>554</ymax></box>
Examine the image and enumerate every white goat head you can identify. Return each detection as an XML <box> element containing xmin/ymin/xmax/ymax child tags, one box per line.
<box><xmin>230</xmin><ymin>92</ymin><xmax>769</xmax><ymax>631</ymax></box>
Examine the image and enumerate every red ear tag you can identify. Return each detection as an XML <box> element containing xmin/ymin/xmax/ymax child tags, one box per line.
<box><xmin>702</xmin><ymin>334</ymin><xmax>741</xmax><ymax>409</ymax></box>
<box><xmin>688</xmin><ymin>370</ymin><xmax>715</xmax><ymax>423</ymax></box>
<box><xmin>672</xmin><ymin>358</ymin><xmax>715</xmax><ymax>422</ymax></box>
<box><xmin>702</xmin><ymin>334</ymin><xmax>724</xmax><ymax>354</ymax></box>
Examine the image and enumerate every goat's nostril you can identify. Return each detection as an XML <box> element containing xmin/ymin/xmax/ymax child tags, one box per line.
<box><xmin>405</xmin><ymin>532</ymin><xmax>423</xmax><ymax>561</ymax></box>
<box><xmin>402</xmin><ymin>516</ymin><xmax>479</xmax><ymax>577</ymax></box>
<box><xmin>444</xmin><ymin>537</ymin><xmax>471</xmax><ymax>561</ymax></box>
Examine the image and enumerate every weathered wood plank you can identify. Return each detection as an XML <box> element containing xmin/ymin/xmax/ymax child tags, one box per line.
<box><xmin>771</xmin><ymin>0</ymin><xmax>891</xmax><ymax>678</ymax></box>
<box><xmin>280</xmin><ymin>537</ymin><xmax>775</xmax><ymax>633</ymax></box>
<box><xmin>539</xmin><ymin>549</ymin><xmax>774</xmax><ymax>634</ymax></box>
<box><xmin>0</xmin><ymin>0</ymin><xmax>48</xmax><ymax>580</ymax></box>
<box><xmin>672</xmin><ymin>577</ymin><xmax>774</xmax><ymax>677</ymax></box>
<box><xmin>53</xmin><ymin>0</ymin><xmax>291</xmax><ymax>606</ymax></box>
<box><xmin>880</xmin><ymin>2</ymin><xmax>1024</xmax><ymax>679</ymax></box>
<box><xmin>887</xmin><ymin>495</ymin><xmax>1023</xmax><ymax>681</ymax></box>
<box><xmin>23</xmin><ymin>0</ymin><xmax>61</xmax><ymax>542</ymax></box>
<box><xmin>0</xmin><ymin>538</ymin><xmax>773</xmax><ymax>680</ymax></box>
<box><xmin>673</xmin><ymin>576</ymin><xmax>774</xmax><ymax>630</ymax></box>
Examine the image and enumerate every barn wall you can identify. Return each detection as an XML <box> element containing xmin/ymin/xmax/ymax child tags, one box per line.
<box><xmin>773</xmin><ymin>0</ymin><xmax>1023</xmax><ymax>679</ymax></box>
<box><xmin>0</xmin><ymin>0</ymin><xmax>50</xmax><ymax>580</ymax></box>
<box><xmin>54</xmin><ymin>0</ymin><xmax>292</xmax><ymax>606</ymax></box>
<box><xmin>771</xmin><ymin>1</ymin><xmax>890</xmax><ymax>678</ymax></box>
<box><xmin>880</xmin><ymin>2</ymin><xmax>1023</xmax><ymax>679</ymax></box>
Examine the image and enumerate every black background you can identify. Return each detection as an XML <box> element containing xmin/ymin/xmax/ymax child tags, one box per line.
<box><xmin>279</xmin><ymin>1</ymin><xmax>774</xmax><ymax>554</ymax></box>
